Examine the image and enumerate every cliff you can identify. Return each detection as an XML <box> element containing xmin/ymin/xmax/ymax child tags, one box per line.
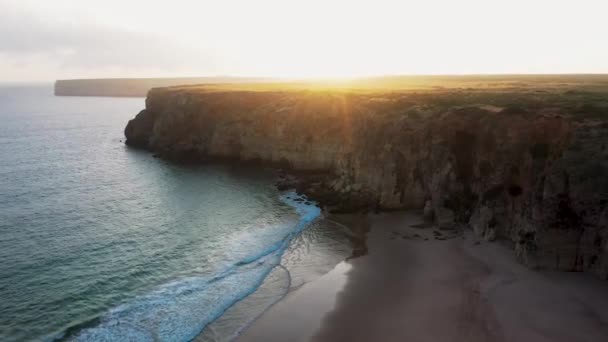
<box><xmin>125</xmin><ymin>81</ymin><xmax>608</xmax><ymax>278</ymax></box>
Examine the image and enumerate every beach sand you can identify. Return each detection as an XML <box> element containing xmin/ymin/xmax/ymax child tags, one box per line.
<box><xmin>237</xmin><ymin>212</ymin><xmax>608</xmax><ymax>342</ymax></box>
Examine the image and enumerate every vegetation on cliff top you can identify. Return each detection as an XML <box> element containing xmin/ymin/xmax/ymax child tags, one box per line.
<box><xmin>162</xmin><ymin>74</ymin><xmax>608</xmax><ymax>120</ymax></box>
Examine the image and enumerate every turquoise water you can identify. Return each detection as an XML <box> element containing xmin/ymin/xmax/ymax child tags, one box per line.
<box><xmin>0</xmin><ymin>86</ymin><xmax>350</xmax><ymax>341</ymax></box>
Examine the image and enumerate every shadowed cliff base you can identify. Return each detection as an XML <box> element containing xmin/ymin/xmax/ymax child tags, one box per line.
<box><xmin>124</xmin><ymin>75</ymin><xmax>608</xmax><ymax>279</ymax></box>
<box><xmin>237</xmin><ymin>212</ymin><xmax>608</xmax><ymax>342</ymax></box>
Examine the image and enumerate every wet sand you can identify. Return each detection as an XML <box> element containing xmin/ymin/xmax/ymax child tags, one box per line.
<box><xmin>237</xmin><ymin>212</ymin><xmax>608</xmax><ymax>342</ymax></box>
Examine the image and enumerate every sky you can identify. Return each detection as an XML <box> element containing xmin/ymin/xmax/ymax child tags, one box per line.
<box><xmin>1</xmin><ymin>0</ymin><xmax>607</xmax><ymax>82</ymax></box>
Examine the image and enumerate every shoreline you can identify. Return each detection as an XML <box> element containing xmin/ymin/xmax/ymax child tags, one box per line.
<box><xmin>237</xmin><ymin>211</ymin><xmax>608</xmax><ymax>342</ymax></box>
<box><xmin>195</xmin><ymin>193</ymin><xmax>359</xmax><ymax>342</ymax></box>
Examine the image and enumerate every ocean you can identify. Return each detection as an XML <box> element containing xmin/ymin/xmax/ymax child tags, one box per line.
<box><xmin>0</xmin><ymin>85</ymin><xmax>353</xmax><ymax>341</ymax></box>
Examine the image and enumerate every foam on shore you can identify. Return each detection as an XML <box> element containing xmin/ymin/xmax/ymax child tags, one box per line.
<box><xmin>57</xmin><ymin>192</ymin><xmax>320</xmax><ymax>342</ymax></box>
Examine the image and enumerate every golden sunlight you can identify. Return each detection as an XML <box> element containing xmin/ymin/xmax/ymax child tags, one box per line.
<box><xmin>6</xmin><ymin>0</ymin><xmax>607</xmax><ymax>80</ymax></box>
<box><xmin>77</xmin><ymin>0</ymin><xmax>605</xmax><ymax>78</ymax></box>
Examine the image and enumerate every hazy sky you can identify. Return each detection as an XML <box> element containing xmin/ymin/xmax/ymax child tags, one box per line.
<box><xmin>1</xmin><ymin>0</ymin><xmax>607</xmax><ymax>82</ymax></box>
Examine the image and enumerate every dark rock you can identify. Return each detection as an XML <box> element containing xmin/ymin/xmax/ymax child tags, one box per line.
<box><xmin>410</xmin><ymin>222</ymin><xmax>434</xmax><ymax>229</ymax></box>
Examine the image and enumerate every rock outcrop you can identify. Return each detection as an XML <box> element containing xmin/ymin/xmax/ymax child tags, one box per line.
<box><xmin>125</xmin><ymin>86</ymin><xmax>608</xmax><ymax>278</ymax></box>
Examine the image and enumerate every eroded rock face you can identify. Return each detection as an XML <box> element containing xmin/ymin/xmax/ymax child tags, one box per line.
<box><xmin>125</xmin><ymin>88</ymin><xmax>608</xmax><ymax>278</ymax></box>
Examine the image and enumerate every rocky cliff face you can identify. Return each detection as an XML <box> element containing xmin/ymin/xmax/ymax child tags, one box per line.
<box><xmin>125</xmin><ymin>87</ymin><xmax>608</xmax><ymax>278</ymax></box>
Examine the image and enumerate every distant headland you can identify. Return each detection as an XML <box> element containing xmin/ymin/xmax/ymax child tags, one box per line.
<box><xmin>53</xmin><ymin>77</ymin><xmax>275</xmax><ymax>97</ymax></box>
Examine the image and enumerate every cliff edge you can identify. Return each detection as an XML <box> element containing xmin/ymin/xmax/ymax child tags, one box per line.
<box><xmin>125</xmin><ymin>81</ymin><xmax>608</xmax><ymax>278</ymax></box>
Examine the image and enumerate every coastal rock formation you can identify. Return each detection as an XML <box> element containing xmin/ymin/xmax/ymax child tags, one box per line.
<box><xmin>125</xmin><ymin>87</ymin><xmax>608</xmax><ymax>278</ymax></box>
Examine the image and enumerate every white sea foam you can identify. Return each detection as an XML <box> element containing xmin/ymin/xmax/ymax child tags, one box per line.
<box><xmin>65</xmin><ymin>192</ymin><xmax>320</xmax><ymax>342</ymax></box>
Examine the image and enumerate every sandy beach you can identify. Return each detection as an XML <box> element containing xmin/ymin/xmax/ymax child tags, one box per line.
<box><xmin>237</xmin><ymin>212</ymin><xmax>608</xmax><ymax>342</ymax></box>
